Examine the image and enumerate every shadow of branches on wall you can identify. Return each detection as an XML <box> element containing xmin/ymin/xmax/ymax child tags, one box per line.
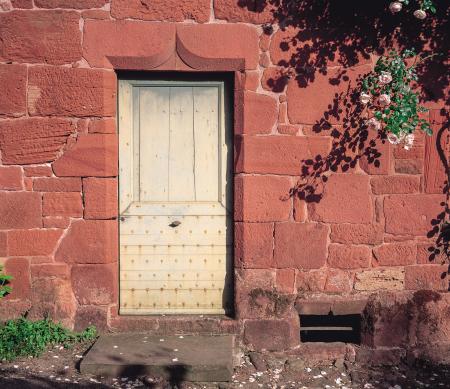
<box><xmin>286</xmin><ymin>72</ymin><xmax>385</xmax><ymax>203</ymax></box>
<box><xmin>239</xmin><ymin>0</ymin><xmax>449</xmax><ymax>103</ymax></box>
<box><xmin>427</xmin><ymin>115</ymin><xmax>450</xmax><ymax>286</ymax></box>
<box><xmin>238</xmin><ymin>0</ymin><xmax>450</xmax><ymax>282</ymax></box>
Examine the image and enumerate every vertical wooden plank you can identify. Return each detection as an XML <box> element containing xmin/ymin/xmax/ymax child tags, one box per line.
<box><xmin>169</xmin><ymin>87</ymin><xmax>195</xmax><ymax>201</ymax></box>
<box><xmin>193</xmin><ymin>86</ymin><xmax>219</xmax><ymax>202</ymax></box>
<box><xmin>118</xmin><ymin>80</ymin><xmax>133</xmax><ymax>213</ymax></box>
<box><xmin>219</xmin><ymin>83</ymin><xmax>232</xmax><ymax>213</ymax></box>
<box><xmin>133</xmin><ymin>87</ymin><xmax>140</xmax><ymax>201</ymax></box>
<box><xmin>139</xmin><ymin>87</ymin><xmax>170</xmax><ymax>201</ymax></box>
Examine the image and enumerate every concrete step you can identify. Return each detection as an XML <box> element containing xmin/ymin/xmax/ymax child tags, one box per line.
<box><xmin>80</xmin><ymin>334</ymin><xmax>234</xmax><ymax>382</ymax></box>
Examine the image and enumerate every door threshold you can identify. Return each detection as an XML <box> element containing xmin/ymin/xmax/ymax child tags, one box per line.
<box><xmin>110</xmin><ymin>313</ymin><xmax>238</xmax><ymax>334</ymax></box>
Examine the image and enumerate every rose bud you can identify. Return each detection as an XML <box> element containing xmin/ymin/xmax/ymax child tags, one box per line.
<box><xmin>389</xmin><ymin>2</ymin><xmax>403</xmax><ymax>13</ymax></box>
<box><xmin>365</xmin><ymin>118</ymin><xmax>382</xmax><ymax>131</ymax></box>
<box><xmin>413</xmin><ymin>9</ymin><xmax>427</xmax><ymax>19</ymax></box>
<box><xmin>360</xmin><ymin>92</ymin><xmax>371</xmax><ymax>105</ymax></box>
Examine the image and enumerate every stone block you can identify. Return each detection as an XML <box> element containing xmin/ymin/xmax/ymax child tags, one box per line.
<box><xmin>83</xmin><ymin>178</ymin><xmax>118</xmax><ymax>219</ymax></box>
<box><xmin>0</xmin><ymin>64</ymin><xmax>27</xmax><ymax>117</ymax></box>
<box><xmin>42</xmin><ymin>192</ymin><xmax>83</xmax><ymax>217</ymax></box>
<box><xmin>28</xmin><ymin>66</ymin><xmax>116</xmax><ymax>117</ymax></box>
<box><xmin>0</xmin><ymin>166</ymin><xmax>23</xmax><ymax>190</ymax></box>
<box><xmin>234</xmin><ymin>175</ymin><xmax>291</xmax><ymax>222</ymax></box>
<box><xmin>0</xmin><ymin>118</ymin><xmax>75</xmax><ymax>165</ymax></box>
<box><xmin>244</xmin><ymin>318</ymin><xmax>300</xmax><ymax>351</ymax></box>
<box><xmin>274</xmin><ymin>222</ymin><xmax>329</xmax><ymax>269</ymax></box>
<box><xmin>309</xmin><ymin>174</ymin><xmax>373</xmax><ymax>224</ymax></box>
<box><xmin>0</xmin><ymin>192</ymin><xmax>42</xmax><ymax>229</ymax></box>
<box><xmin>53</xmin><ymin>134</ymin><xmax>118</xmax><ymax>177</ymax></box>
<box><xmin>71</xmin><ymin>263</ymin><xmax>117</xmax><ymax>305</ymax></box>
<box><xmin>55</xmin><ymin>219</ymin><xmax>118</xmax><ymax>264</ymax></box>
<box><xmin>234</xmin><ymin>222</ymin><xmax>274</xmax><ymax>268</ymax></box>
<box><xmin>0</xmin><ymin>10</ymin><xmax>81</xmax><ymax>64</ymax></box>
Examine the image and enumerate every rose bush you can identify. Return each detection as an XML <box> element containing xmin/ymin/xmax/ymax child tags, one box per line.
<box><xmin>360</xmin><ymin>49</ymin><xmax>434</xmax><ymax>150</ymax></box>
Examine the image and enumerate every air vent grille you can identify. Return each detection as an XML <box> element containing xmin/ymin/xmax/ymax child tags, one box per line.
<box><xmin>300</xmin><ymin>314</ymin><xmax>361</xmax><ymax>344</ymax></box>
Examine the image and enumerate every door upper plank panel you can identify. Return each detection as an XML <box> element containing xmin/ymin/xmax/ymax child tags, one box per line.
<box><xmin>139</xmin><ymin>87</ymin><xmax>170</xmax><ymax>202</ymax></box>
<box><xmin>138</xmin><ymin>85</ymin><xmax>222</xmax><ymax>204</ymax></box>
<box><xmin>193</xmin><ymin>87</ymin><xmax>219</xmax><ymax>202</ymax></box>
<box><xmin>168</xmin><ymin>87</ymin><xmax>195</xmax><ymax>202</ymax></box>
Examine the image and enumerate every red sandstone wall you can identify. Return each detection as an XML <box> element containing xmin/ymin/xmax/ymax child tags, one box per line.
<box><xmin>0</xmin><ymin>1</ymin><xmax>448</xmax><ymax>343</ymax></box>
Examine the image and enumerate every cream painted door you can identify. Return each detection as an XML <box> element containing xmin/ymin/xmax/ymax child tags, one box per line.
<box><xmin>118</xmin><ymin>80</ymin><xmax>233</xmax><ymax>315</ymax></box>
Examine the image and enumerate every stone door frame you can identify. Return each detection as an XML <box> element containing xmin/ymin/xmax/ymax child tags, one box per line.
<box><xmin>93</xmin><ymin>23</ymin><xmax>253</xmax><ymax>332</ymax></box>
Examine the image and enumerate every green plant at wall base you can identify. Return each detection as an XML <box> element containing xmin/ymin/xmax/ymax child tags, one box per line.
<box><xmin>0</xmin><ymin>318</ymin><xmax>97</xmax><ymax>361</ymax></box>
<box><xmin>0</xmin><ymin>265</ymin><xmax>13</xmax><ymax>299</ymax></box>
<box><xmin>360</xmin><ymin>49</ymin><xmax>434</xmax><ymax>150</ymax></box>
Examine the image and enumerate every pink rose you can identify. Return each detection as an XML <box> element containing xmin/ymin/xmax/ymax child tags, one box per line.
<box><xmin>403</xmin><ymin>133</ymin><xmax>415</xmax><ymax>150</ymax></box>
<box><xmin>379</xmin><ymin>71</ymin><xmax>393</xmax><ymax>85</ymax></box>
<box><xmin>389</xmin><ymin>2</ymin><xmax>403</xmax><ymax>13</ymax></box>
<box><xmin>387</xmin><ymin>133</ymin><xmax>400</xmax><ymax>145</ymax></box>
<box><xmin>365</xmin><ymin>118</ymin><xmax>382</xmax><ymax>131</ymax></box>
<box><xmin>379</xmin><ymin>94</ymin><xmax>391</xmax><ymax>107</ymax></box>
<box><xmin>414</xmin><ymin>9</ymin><xmax>427</xmax><ymax>19</ymax></box>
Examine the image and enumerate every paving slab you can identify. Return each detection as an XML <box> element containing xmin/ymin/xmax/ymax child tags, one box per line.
<box><xmin>80</xmin><ymin>334</ymin><xmax>234</xmax><ymax>382</ymax></box>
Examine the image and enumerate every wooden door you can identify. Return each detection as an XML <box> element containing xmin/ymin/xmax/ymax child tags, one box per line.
<box><xmin>118</xmin><ymin>80</ymin><xmax>233</xmax><ymax>315</ymax></box>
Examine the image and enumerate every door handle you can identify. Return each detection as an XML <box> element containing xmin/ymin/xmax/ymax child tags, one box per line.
<box><xmin>169</xmin><ymin>220</ymin><xmax>181</xmax><ymax>227</ymax></box>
